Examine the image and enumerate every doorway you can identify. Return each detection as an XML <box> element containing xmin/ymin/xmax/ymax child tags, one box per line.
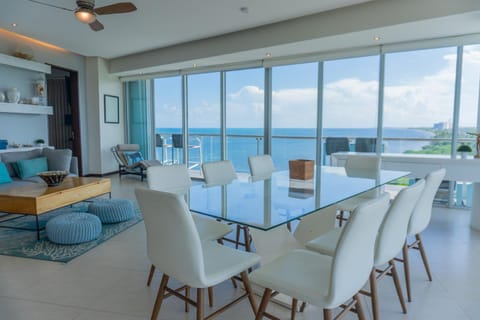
<box><xmin>46</xmin><ymin>66</ymin><xmax>83</xmax><ymax>175</ymax></box>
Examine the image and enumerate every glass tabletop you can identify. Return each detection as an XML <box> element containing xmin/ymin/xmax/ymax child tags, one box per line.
<box><xmin>189</xmin><ymin>166</ymin><xmax>408</xmax><ymax>231</ymax></box>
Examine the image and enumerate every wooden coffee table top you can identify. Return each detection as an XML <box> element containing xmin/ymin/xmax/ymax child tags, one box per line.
<box><xmin>0</xmin><ymin>177</ymin><xmax>111</xmax><ymax>215</ymax></box>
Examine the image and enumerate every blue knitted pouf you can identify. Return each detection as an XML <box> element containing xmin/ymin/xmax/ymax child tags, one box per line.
<box><xmin>88</xmin><ymin>199</ymin><xmax>135</xmax><ymax>224</ymax></box>
<box><xmin>46</xmin><ymin>212</ymin><xmax>102</xmax><ymax>245</ymax></box>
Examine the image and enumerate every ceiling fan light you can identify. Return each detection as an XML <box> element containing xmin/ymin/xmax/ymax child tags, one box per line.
<box><xmin>74</xmin><ymin>8</ymin><xmax>96</xmax><ymax>24</ymax></box>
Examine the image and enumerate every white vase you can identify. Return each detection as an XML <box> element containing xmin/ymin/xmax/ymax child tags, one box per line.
<box><xmin>7</xmin><ymin>88</ymin><xmax>20</xmax><ymax>103</ymax></box>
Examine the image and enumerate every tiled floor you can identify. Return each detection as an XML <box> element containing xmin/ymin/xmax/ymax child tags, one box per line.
<box><xmin>0</xmin><ymin>174</ymin><xmax>479</xmax><ymax>319</ymax></box>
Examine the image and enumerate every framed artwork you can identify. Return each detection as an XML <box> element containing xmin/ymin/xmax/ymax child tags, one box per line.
<box><xmin>104</xmin><ymin>94</ymin><xmax>119</xmax><ymax>124</ymax></box>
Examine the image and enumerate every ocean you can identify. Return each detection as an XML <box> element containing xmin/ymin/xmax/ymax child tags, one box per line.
<box><xmin>155</xmin><ymin>128</ymin><xmax>434</xmax><ymax>172</ymax></box>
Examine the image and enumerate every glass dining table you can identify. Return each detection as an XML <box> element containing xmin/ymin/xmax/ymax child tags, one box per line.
<box><xmin>189</xmin><ymin>165</ymin><xmax>409</xmax><ymax>231</ymax></box>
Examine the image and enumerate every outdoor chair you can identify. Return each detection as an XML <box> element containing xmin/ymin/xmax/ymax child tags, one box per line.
<box><xmin>354</xmin><ymin>137</ymin><xmax>377</xmax><ymax>153</ymax></box>
<box><xmin>111</xmin><ymin>144</ymin><xmax>161</xmax><ymax>181</ymax></box>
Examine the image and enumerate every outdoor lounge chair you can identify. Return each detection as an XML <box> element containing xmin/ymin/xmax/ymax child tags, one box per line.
<box><xmin>111</xmin><ymin>144</ymin><xmax>161</xmax><ymax>181</ymax></box>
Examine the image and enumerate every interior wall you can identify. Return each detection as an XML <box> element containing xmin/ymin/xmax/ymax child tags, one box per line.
<box><xmin>0</xmin><ymin>30</ymin><xmax>89</xmax><ymax>173</ymax></box>
<box><xmin>86</xmin><ymin>57</ymin><xmax>124</xmax><ymax>175</ymax></box>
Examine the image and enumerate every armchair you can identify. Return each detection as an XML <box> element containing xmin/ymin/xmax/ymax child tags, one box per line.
<box><xmin>111</xmin><ymin>144</ymin><xmax>161</xmax><ymax>181</ymax></box>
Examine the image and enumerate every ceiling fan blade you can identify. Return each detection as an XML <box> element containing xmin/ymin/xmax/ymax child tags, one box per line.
<box><xmin>89</xmin><ymin>19</ymin><xmax>104</xmax><ymax>31</ymax></box>
<box><xmin>94</xmin><ymin>2</ymin><xmax>137</xmax><ymax>15</ymax></box>
<box><xmin>28</xmin><ymin>0</ymin><xmax>73</xmax><ymax>12</ymax></box>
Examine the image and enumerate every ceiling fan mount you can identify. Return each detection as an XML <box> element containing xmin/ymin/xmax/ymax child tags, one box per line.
<box><xmin>28</xmin><ymin>0</ymin><xmax>137</xmax><ymax>32</ymax></box>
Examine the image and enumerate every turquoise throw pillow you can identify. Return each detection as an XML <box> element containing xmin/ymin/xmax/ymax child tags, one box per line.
<box><xmin>16</xmin><ymin>157</ymin><xmax>48</xmax><ymax>179</ymax></box>
<box><xmin>125</xmin><ymin>151</ymin><xmax>144</xmax><ymax>165</ymax></box>
<box><xmin>0</xmin><ymin>162</ymin><xmax>12</xmax><ymax>184</ymax></box>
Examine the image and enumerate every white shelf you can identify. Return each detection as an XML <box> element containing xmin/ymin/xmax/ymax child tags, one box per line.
<box><xmin>0</xmin><ymin>102</ymin><xmax>53</xmax><ymax>115</ymax></box>
<box><xmin>0</xmin><ymin>52</ymin><xmax>51</xmax><ymax>74</ymax></box>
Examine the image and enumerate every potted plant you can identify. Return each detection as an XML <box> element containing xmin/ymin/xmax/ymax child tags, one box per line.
<box><xmin>457</xmin><ymin>144</ymin><xmax>472</xmax><ymax>159</ymax></box>
<box><xmin>34</xmin><ymin>138</ymin><xmax>45</xmax><ymax>147</ymax></box>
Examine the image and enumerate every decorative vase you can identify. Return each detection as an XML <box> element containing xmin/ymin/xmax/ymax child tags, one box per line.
<box><xmin>6</xmin><ymin>88</ymin><xmax>20</xmax><ymax>103</ymax></box>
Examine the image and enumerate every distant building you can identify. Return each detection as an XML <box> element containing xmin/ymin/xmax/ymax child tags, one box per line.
<box><xmin>433</xmin><ymin>121</ymin><xmax>451</xmax><ymax>130</ymax></box>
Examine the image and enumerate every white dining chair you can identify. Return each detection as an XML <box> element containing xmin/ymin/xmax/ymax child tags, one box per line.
<box><xmin>401</xmin><ymin>168</ymin><xmax>446</xmax><ymax>302</ymax></box>
<box><xmin>249</xmin><ymin>192</ymin><xmax>391</xmax><ymax>320</ymax></box>
<box><xmin>248</xmin><ymin>154</ymin><xmax>275</xmax><ymax>179</ymax></box>
<box><xmin>336</xmin><ymin>154</ymin><xmax>382</xmax><ymax>226</ymax></box>
<box><xmin>201</xmin><ymin>160</ymin><xmax>252</xmax><ymax>250</ymax></box>
<box><xmin>135</xmin><ymin>188</ymin><xmax>260</xmax><ymax>320</ymax></box>
<box><xmin>146</xmin><ymin>164</ymin><xmax>234</xmax><ymax>302</ymax></box>
<box><xmin>201</xmin><ymin>160</ymin><xmax>237</xmax><ymax>186</ymax></box>
<box><xmin>307</xmin><ymin>180</ymin><xmax>425</xmax><ymax>320</ymax></box>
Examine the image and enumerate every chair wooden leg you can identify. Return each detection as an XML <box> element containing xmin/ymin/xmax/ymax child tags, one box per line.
<box><xmin>231</xmin><ymin>277</ymin><xmax>238</xmax><ymax>289</ymax></box>
<box><xmin>389</xmin><ymin>260</ymin><xmax>407</xmax><ymax>314</ymax></box>
<box><xmin>197</xmin><ymin>288</ymin><xmax>204</xmax><ymax>320</ymax></box>
<box><xmin>338</xmin><ymin>211</ymin><xmax>345</xmax><ymax>227</ymax></box>
<box><xmin>416</xmin><ymin>233</ymin><xmax>433</xmax><ymax>281</ymax></box>
<box><xmin>300</xmin><ymin>302</ymin><xmax>307</xmax><ymax>312</ymax></box>
<box><xmin>185</xmin><ymin>286</ymin><xmax>190</xmax><ymax>312</ymax></box>
<box><xmin>291</xmin><ymin>298</ymin><xmax>298</xmax><ymax>320</ymax></box>
<box><xmin>235</xmin><ymin>225</ymin><xmax>241</xmax><ymax>249</ymax></box>
<box><xmin>243</xmin><ymin>226</ymin><xmax>251</xmax><ymax>252</ymax></box>
<box><xmin>147</xmin><ymin>264</ymin><xmax>155</xmax><ymax>286</ymax></box>
<box><xmin>240</xmin><ymin>271</ymin><xmax>258</xmax><ymax>315</ymax></box>
<box><xmin>256</xmin><ymin>288</ymin><xmax>272</xmax><ymax>320</ymax></box>
<box><xmin>208</xmin><ymin>287</ymin><xmax>214</xmax><ymax>307</ymax></box>
<box><xmin>323</xmin><ymin>308</ymin><xmax>333</xmax><ymax>320</ymax></box>
<box><xmin>402</xmin><ymin>242</ymin><xmax>412</xmax><ymax>302</ymax></box>
<box><xmin>151</xmin><ymin>274</ymin><xmax>169</xmax><ymax>320</ymax></box>
<box><xmin>354</xmin><ymin>293</ymin><xmax>367</xmax><ymax>320</ymax></box>
<box><xmin>369</xmin><ymin>269</ymin><xmax>380</xmax><ymax>320</ymax></box>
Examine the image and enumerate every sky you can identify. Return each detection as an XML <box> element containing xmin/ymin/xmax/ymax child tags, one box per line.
<box><xmin>154</xmin><ymin>45</ymin><xmax>480</xmax><ymax>131</ymax></box>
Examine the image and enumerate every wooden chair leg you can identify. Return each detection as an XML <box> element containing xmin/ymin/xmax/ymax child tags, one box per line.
<box><xmin>185</xmin><ymin>286</ymin><xmax>190</xmax><ymax>312</ymax></box>
<box><xmin>147</xmin><ymin>264</ymin><xmax>155</xmax><ymax>286</ymax></box>
<box><xmin>208</xmin><ymin>287</ymin><xmax>214</xmax><ymax>307</ymax></box>
<box><xmin>416</xmin><ymin>233</ymin><xmax>433</xmax><ymax>281</ymax></box>
<box><xmin>389</xmin><ymin>260</ymin><xmax>407</xmax><ymax>314</ymax></box>
<box><xmin>240</xmin><ymin>271</ymin><xmax>258</xmax><ymax>315</ymax></box>
<box><xmin>235</xmin><ymin>225</ymin><xmax>241</xmax><ymax>249</ymax></box>
<box><xmin>338</xmin><ymin>211</ymin><xmax>345</xmax><ymax>227</ymax></box>
<box><xmin>255</xmin><ymin>288</ymin><xmax>272</xmax><ymax>320</ymax></box>
<box><xmin>151</xmin><ymin>274</ymin><xmax>169</xmax><ymax>320</ymax></box>
<box><xmin>243</xmin><ymin>226</ymin><xmax>251</xmax><ymax>252</ymax></box>
<box><xmin>291</xmin><ymin>298</ymin><xmax>298</xmax><ymax>320</ymax></box>
<box><xmin>402</xmin><ymin>242</ymin><xmax>412</xmax><ymax>302</ymax></box>
<box><xmin>354</xmin><ymin>293</ymin><xmax>367</xmax><ymax>320</ymax></box>
<box><xmin>197</xmin><ymin>288</ymin><xmax>204</xmax><ymax>320</ymax></box>
<box><xmin>323</xmin><ymin>308</ymin><xmax>333</xmax><ymax>320</ymax></box>
<box><xmin>231</xmin><ymin>277</ymin><xmax>238</xmax><ymax>289</ymax></box>
<box><xmin>300</xmin><ymin>302</ymin><xmax>307</xmax><ymax>312</ymax></box>
<box><xmin>369</xmin><ymin>269</ymin><xmax>380</xmax><ymax>320</ymax></box>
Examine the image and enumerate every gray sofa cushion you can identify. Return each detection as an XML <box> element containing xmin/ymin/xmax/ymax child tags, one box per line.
<box><xmin>1</xmin><ymin>149</ymin><xmax>43</xmax><ymax>177</ymax></box>
<box><xmin>42</xmin><ymin>148</ymin><xmax>72</xmax><ymax>172</ymax></box>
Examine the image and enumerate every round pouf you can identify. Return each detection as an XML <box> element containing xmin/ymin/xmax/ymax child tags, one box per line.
<box><xmin>46</xmin><ymin>212</ymin><xmax>102</xmax><ymax>245</ymax></box>
<box><xmin>88</xmin><ymin>199</ymin><xmax>135</xmax><ymax>224</ymax></box>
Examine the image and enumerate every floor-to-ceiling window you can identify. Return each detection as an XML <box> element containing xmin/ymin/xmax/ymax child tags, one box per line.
<box><xmin>153</xmin><ymin>76</ymin><xmax>182</xmax><ymax>163</ymax></box>
<box><xmin>226</xmin><ymin>68</ymin><xmax>264</xmax><ymax>172</ymax></box>
<box><xmin>322</xmin><ymin>55</ymin><xmax>379</xmax><ymax>162</ymax></box>
<box><xmin>125</xmin><ymin>80</ymin><xmax>150</xmax><ymax>157</ymax></box>
<box><xmin>383</xmin><ymin>47</ymin><xmax>457</xmax><ymax>154</ymax></box>
<box><xmin>271</xmin><ymin>63</ymin><xmax>318</xmax><ymax>170</ymax></box>
<box><xmin>187</xmin><ymin>72</ymin><xmax>221</xmax><ymax>169</ymax></box>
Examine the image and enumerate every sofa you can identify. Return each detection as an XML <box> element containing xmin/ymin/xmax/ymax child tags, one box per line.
<box><xmin>0</xmin><ymin>148</ymin><xmax>78</xmax><ymax>191</ymax></box>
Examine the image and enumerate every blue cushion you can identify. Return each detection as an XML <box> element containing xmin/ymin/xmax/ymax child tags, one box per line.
<box><xmin>125</xmin><ymin>151</ymin><xmax>143</xmax><ymax>165</ymax></box>
<box><xmin>0</xmin><ymin>162</ymin><xmax>12</xmax><ymax>184</ymax></box>
<box><xmin>46</xmin><ymin>212</ymin><xmax>102</xmax><ymax>245</ymax></box>
<box><xmin>16</xmin><ymin>157</ymin><xmax>48</xmax><ymax>179</ymax></box>
<box><xmin>88</xmin><ymin>199</ymin><xmax>135</xmax><ymax>224</ymax></box>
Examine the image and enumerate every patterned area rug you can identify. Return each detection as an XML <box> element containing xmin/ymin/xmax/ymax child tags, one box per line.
<box><xmin>0</xmin><ymin>203</ymin><xmax>143</xmax><ymax>263</ymax></box>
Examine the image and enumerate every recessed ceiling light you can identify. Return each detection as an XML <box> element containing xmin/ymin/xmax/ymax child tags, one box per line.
<box><xmin>240</xmin><ymin>7</ymin><xmax>249</xmax><ymax>14</ymax></box>
<box><xmin>265</xmin><ymin>53</ymin><xmax>272</xmax><ymax>57</ymax></box>
<box><xmin>374</xmin><ymin>36</ymin><xmax>381</xmax><ymax>41</ymax></box>
<box><xmin>11</xmin><ymin>23</ymin><xmax>17</xmax><ymax>27</ymax></box>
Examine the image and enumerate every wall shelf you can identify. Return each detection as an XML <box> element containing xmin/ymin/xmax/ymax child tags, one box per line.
<box><xmin>0</xmin><ymin>52</ymin><xmax>51</xmax><ymax>74</ymax></box>
<box><xmin>0</xmin><ymin>102</ymin><xmax>53</xmax><ymax>115</ymax></box>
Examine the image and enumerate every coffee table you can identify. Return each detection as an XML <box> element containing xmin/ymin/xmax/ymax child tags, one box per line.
<box><xmin>0</xmin><ymin>177</ymin><xmax>111</xmax><ymax>239</ymax></box>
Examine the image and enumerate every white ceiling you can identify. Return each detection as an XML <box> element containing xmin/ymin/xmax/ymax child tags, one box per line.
<box><xmin>0</xmin><ymin>0</ymin><xmax>372</xmax><ymax>59</ymax></box>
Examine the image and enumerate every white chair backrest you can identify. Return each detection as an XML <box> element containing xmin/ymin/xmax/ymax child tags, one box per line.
<box><xmin>374</xmin><ymin>179</ymin><xmax>425</xmax><ymax>266</ymax></box>
<box><xmin>248</xmin><ymin>155</ymin><xmax>275</xmax><ymax>179</ymax></box>
<box><xmin>408</xmin><ymin>168</ymin><xmax>446</xmax><ymax>236</ymax></box>
<box><xmin>135</xmin><ymin>188</ymin><xmax>207</xmax><ymax>288</ymax></box>
<box><xmin>147</xmin><ymin>164</ymin><xmax>192</xmax><ymax>195</ymax></box>
<box><xmin>328</xmin><ymin>193</ymin><xmax>391</xmax><ymax>307</ymax></box>
<box><xmin>344</xmin><ymin>154</ymin><xmax>381</xmax><ymax>178</ymax></box>
<box><xmin>201</xmin><ymin>160</ymin><xmax>237</xmax><ymax>186</ymax></box>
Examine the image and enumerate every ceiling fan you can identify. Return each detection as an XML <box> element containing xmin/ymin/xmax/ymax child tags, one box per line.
<box><xmin>28</xmin><ymin>0</ymin><xmax>137</xmax><ymax>31</ymax></box>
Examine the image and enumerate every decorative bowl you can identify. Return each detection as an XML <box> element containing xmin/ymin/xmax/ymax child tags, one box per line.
<box><xmin>38</xmin><ymin>171</ymin><xmax>68</xmax><ymax>186</ymax></box>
